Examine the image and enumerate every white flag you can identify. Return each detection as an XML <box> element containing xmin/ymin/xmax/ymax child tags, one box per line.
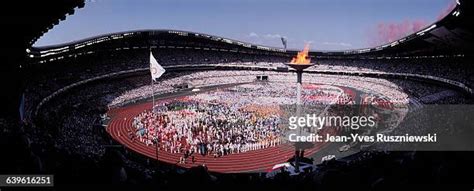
<box><xmin>150</xmin><ymin>51</ymin><xmax>165</xmax><ymax>81</ymax></box>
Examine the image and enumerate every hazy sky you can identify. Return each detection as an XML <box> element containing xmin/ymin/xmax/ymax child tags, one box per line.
<box><xmin>34</xmin><ymin>0</ymin><xmax>455</xmax><ymax>51</ymax></box>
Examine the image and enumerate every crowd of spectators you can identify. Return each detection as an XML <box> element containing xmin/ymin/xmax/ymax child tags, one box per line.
<box><xmin>24</xmin><ymin>48</ymin><xmax>473</xmax><ymax>121</ymax></box>
<box><xmin>14</xmin><ymin>46</ymin><xmax>472</xmax><ymax>188</ymax></box>
<box><xmin>109</xmin><ymin>70</ymin><xmax>416</xmax><ymax>107</ymax></box>
<box><xmin>21</xmin><ymin>64</ymin><xmax>467</xmax><ymax>173</ymax></box>
<box><xmin>310</xmin><ymin>57</ymin><xmax>473</xmax><ymax>88</ymax></box>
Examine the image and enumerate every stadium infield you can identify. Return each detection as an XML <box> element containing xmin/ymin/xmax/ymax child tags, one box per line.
<box><xmin>106</xmin><ymin>82</ymin><xmax>339</xmax><ymax>173</ymax></box>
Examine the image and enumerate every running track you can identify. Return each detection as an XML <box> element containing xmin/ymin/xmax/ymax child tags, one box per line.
<box><xmin>107</xmin><ymin>101</ymin><xmax>336</xmax><ymax>173</ymax></box>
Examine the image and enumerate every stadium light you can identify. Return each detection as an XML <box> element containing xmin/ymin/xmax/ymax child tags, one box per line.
<box><xmin>452</xmin><ymin>11</ymin><xmax>461</xmax><ymax>17</ymax></box>
<box><xmin>416</xmin><ymin>24</ymin><xmax>437</xmax><ymax>36</ymax></box>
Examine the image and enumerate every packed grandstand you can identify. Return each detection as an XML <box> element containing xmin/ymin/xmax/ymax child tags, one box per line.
<box><xmin>1</xmin><ymin>0</ymin><xmax>474</xmax><ymax>189</ymax></box>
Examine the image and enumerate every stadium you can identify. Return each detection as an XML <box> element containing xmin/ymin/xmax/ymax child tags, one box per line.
<box><xmin>1</xmin><ymin>0</ymin><xmax>474</xmax><ymax>189</ymax></box>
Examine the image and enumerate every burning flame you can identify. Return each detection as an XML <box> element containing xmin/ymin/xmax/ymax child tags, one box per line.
<box><xmin>290</xmin><ymin>44</ymin><xmax>311</xmax><ymax>64</ymax></box>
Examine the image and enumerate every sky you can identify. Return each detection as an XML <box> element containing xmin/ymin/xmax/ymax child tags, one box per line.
<box><xmin>34</xmin><ymin>0</ymin><xmax>455</xmax><ymax>51</ymax></box>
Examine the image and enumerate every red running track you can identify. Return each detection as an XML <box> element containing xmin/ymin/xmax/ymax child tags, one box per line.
<box><xmin>107</xmin><ymin>101</ymin><xmax>335</xmax><ymax>173</ymax></box>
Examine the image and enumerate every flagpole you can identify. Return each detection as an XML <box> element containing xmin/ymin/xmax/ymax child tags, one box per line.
<box><xmin>153</xmin><ymin>75</ymin><xmax>159</xmax><ymax>166</ymax></box>
<box><xmin>151</xmin><ymin>74</ymin><xmax>155</xmax><ymax>111</ymax></box>
<box><xmin>150</xmin><ymin>48</ymin><xmax>166</xmax><ymax>168</ymax></box>
<box><xmin>150</xmin><ymin>49</ymin><xmax>159</xmax><ymax>167</ymax></box>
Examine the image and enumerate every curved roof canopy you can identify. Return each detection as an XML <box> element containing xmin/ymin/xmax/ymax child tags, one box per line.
<box><xmin>30</xmin><ymin>0</ymin><xmax>473</xmax><ymax>59</ymax></box>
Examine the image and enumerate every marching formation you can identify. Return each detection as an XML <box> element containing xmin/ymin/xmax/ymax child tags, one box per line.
<box><xmin>132</xmin><ymin>99</ymin><xmax>282</xmax><ymax>157</ymax></box>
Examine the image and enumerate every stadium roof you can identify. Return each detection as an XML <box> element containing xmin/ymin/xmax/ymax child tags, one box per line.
<box><xmin>0</xmin><ymin>0</ymin><xmax>85</xmax><ymax>118</ymax></box>
<box><xmin>327</xmin><ymin>0</ymin><xmax>474</xmax><ymax>57</ymax></box>
<box><xmin>29</xmin><ymin>0</ymin><xmax>473</xmax><ymax>60</ymax></box>
<box><xmin>1</xmin><ymin>0</ymin><xmax>85</xmax><ymax>47</ymax></box>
